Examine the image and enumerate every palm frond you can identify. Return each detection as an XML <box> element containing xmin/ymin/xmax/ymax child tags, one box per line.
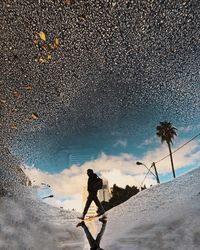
<box><xmin>156</xmin><ymin>121</ymin><xmax>177</xmax><ymax>144</ymax></box>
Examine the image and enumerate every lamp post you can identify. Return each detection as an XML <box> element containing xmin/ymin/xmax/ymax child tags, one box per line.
<box><xmin>152</xmin><ymin>162</ymin><xmax>160</xmax><ymax>184</ymax></box>
<box><xmin>136</xmin><ymin>161</ymin><xmax>160</xmax><ymax>184</ymax></box>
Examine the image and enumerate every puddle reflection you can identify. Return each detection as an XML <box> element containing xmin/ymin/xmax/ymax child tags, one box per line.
<box><xmin>77</xmin><ymin>217</ymin><xmax>107</xmax><ymax>250</ymax></box>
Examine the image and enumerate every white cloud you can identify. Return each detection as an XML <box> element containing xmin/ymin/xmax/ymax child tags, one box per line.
<box><xmin>143</xmin><ymin>139</ymin><xmax>200</xmax><ymax>173</ymax></box>
<box><xmin>179</xmin><ymin>124</ymin><xmax>200</xmax><ymax>133</ymax></box>
<box><xmin>43</xmin><ymin>194</ymin><xmax>83</xmax><ymax>212</ymax></box>
<box><xmin>138</xmin><ymin>136</ymin><xmax>157</xmax><ymax>148</ymax></box>
<box><xmin>113</xmin><ymin>139</ymin><xmax>127</xmax><ymax>148</ymax></box>
<box><xmin>23</xmin><ymin>165</ymin><xmax>87</xmax><ymax>196</ymax></box>
<box><xmin>179</xmin><ymin>125</ymin><xmax>194</xmax><ymax>133</ymax></box>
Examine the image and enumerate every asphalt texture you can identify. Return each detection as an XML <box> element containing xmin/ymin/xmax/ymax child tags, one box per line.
<box><xmin>1</xmin><ymin>0</ymin><xmax>200</xmax><ymax>173</ymax></box>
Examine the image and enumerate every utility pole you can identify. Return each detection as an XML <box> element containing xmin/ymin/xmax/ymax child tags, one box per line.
<box><xmin>152</xmin><ymin>162</ymin><xmax>160</xmax><ymax>184</ymax></box>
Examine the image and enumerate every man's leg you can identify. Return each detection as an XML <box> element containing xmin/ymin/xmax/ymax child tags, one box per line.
<box><xmin>93</xmin><ymin>195</ymin><xmax>105</xmax><ymax>215</ymax></box>
<box><xmin>81</xmin><ymin>223</ymin><xmax>99</xmax><ymax>248</ymax></box>
<box><xmin>82</xmin><ymin>195</ymin><xmax>93</xmax><ymax>217</ymax></box>
<box><xmin>96</xmin><ymin>220</ymin><xmax>107</xmax><ymax>245</ymax></box>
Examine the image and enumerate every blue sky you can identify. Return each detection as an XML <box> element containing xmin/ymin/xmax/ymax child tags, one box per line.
<box><xmin>25</xmin><ymin>119</ymin><xmax>200</xmax><ymax>175</ymax></box>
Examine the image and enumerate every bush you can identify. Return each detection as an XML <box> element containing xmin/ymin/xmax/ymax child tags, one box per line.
<box><xmin>99</xmin><ymin>184</ymin><xmax>139</xmax><ymax>212</ymax></box>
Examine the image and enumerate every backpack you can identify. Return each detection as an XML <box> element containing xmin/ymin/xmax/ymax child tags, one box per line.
<box><xmin>94</xmin><ymin>177</ymin><xmax>103</xmax><ymax>191</ymax></box>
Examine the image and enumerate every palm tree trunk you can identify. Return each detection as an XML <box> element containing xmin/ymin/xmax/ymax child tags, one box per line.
<box><xmin>167</xmin><ymin>142</ymin><xmax>176</xmax><ymax>178</ymax></box>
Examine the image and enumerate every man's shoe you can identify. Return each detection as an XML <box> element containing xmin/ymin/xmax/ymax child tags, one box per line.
<box><xmin>76</xmin><ymin>221</ymin><xmax>85</xmax><ymax>227</ymax></box>
<box><xmin>97</xmin><ymin>211</ymin><xmax>105</xmax><ymax>217</ymax></box>
<box><xmin>77</xmin><ymin>215</ymin><xmax>85</xmax><ymax>220</ymax></box>
<box><xmin>99</xmin><ymin>217</ymin><xmax>107</xmax><ymax>224</ymax></box>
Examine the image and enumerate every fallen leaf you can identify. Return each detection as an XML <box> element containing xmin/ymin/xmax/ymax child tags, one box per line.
<box><xmin>47</xmin><ymin>53</ymin><xmax>52</xmax><ymax>60</ymax></box>
<box><xmin>39</xmin><ymin>31</ymin><xmax>46</xmax><ymax>42</ymax></box>
<box><xmin>34</xmin><ymin>40</ymin><xmax>39</xmax><ymax>46</ymax></box>
<box><xmin>13</xmin><ymin>91</ymin><xmax>21</xmax><ymax>98</ymax></box>
<box><xmin>52</xmin><ymin>37</ymin><xmax>60</xmax><ymax>49</ymax></box>
<box><xmin>11</xmin><ymin>124</ymin><xmax>17</xmax><ymax>129</ymax></box>
<box><xmin>31</xmin><ymin>113</ymin><xmax>39</xmax><ymax>120</ymax></box>
<box><xmin>64</xmin><ymin>0</ymin><xmax>75</xmax><ymax>5</ymax></box>
<box><xmin>79</xmin><ymin>14</ymin><xmax>87</xmax><ymax>21</ymax></box>
<box><xmin>55</xmin><ymin>37</ymin><xmax>59</xmax><ymax>45</ymax></box>
<box><xmin>0</xmin><ymin>100</ymin><xmax>6</xmax><ymax>104</ymax></box>
<box><xmin>38</xmin><ymin>57</ymin><xmax>48</xmax><ymax>64</ymax></box>
<box><xmin>24</xmin><ymin>85</ymin><xmax>33</xmax><ymax>90</ymax></box>
<box><xmin>42</xmin><ymin>44</ymin><xmax>49</xmax><ymax>51</ymax></box>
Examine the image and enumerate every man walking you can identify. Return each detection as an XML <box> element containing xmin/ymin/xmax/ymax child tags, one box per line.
<box><xmin>79</xmin><ymin>169</ymin><xmax>105</xmax><ymax>220</ymax></box>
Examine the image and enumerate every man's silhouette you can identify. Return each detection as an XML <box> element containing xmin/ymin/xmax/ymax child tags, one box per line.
<box><xmin>79</xmin><ymin>169</ymin><xmax>105</xmax><ymax>220</ymax></box>
<box><xmin>76</xmin><ymin>217</ymin><xmax>107</xmax><ymax>250</ymax></box>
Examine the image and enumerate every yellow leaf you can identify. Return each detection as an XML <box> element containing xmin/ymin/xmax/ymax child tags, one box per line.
<box><xmin>39</xmin><ymin>31</ymin><xmax>46</xmax><ymax>42</ymax></box>
<box><xmin>31</xmin><ymin>113</ymin><xmax>39</xmax><ymax>120</ymax></box>
<box><xmin>52</xmin><ymin>37</ymin><xmax>60</xmax><ymax>49</ymax></box>
<box><xmin>38</xmin><ymin>57</ymin><xmax>47</xmax><ymax>64</ymax></box>
<box><xmin>55</xmin><ymin>37</ymin><xmax>59</xmax><ymax>46</ymax></box>
<box><xmin>47</xmin><ymin>54</ymin><xmax>52</xmax><ymax>60</ymax></box>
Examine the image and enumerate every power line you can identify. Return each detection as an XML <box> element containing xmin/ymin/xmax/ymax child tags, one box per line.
<box><xmin>139</xmin><ymin>167</ymin><xmax>152</xmax><ymax>189</ymax></box>
<box><xmin>155</xmin><ymin>132</ymin><xmax>200</xmax><ymax>164</ymax></box>
<box><xmin>138</xmin><ymin>132</ymin><xmax>200</xmax><ymax>188</ymax></box>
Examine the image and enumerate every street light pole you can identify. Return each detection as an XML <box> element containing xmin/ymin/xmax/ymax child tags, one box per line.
<box><xmin>152</xmin><ymin>162</ymin><xmax>160</xmax><ymax>184</ymax></box>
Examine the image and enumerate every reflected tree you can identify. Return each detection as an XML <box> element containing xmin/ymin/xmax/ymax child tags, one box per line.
<box><xmin>156</xmin><ymin>121</ymin><xmax>177</xmax><ymax>178</ymax></box>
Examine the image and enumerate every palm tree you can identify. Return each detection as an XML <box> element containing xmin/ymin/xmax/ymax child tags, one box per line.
<box><xmin>156</xmin><ymin>121</ymin><xmax>177</xmax><ymax>178</ymax></box>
